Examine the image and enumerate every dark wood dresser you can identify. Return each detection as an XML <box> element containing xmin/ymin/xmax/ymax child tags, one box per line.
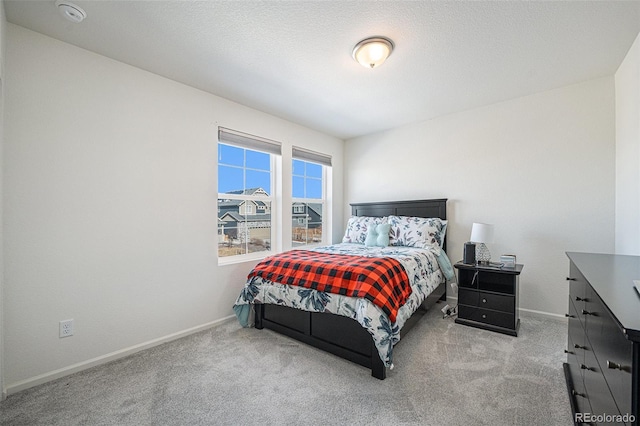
<box><xmin>565</xmin><ymin>252</ymin><xmax>640</xmax><ymax>425</ymax></box>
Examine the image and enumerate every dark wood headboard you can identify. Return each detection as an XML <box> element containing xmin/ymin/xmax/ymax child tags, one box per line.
<box><xmin>350</xmin><ymin>199</ymin><xmax>448</xmax><ymax>251</ymax></box>
<box><xmin>351</xmin><ymin>199</ymin><xmax>447</xmax><ymax>221</ymax></box>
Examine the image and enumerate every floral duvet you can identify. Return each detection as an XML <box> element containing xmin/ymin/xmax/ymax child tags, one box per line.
<box><xmin>233</xmin><ymin>243</ymin><xmax>450</xmax><ymax>367</ymax></box>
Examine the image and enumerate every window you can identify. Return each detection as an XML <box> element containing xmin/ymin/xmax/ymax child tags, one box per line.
<box><xmin>291</xmin><ymin>147</ymin><xmax>331</xmax><ymax>247</ymax></box>
<box><xmin>217</xmin><ymin>128</ymin><xmax>280</xmax><ymax>261</ymax></box>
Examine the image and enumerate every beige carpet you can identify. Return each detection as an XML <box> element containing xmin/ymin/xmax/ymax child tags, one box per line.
<box><xmin>0</xmin><ymin>307</ymin><xmax>573</xmax><ymax>425</ymax></box>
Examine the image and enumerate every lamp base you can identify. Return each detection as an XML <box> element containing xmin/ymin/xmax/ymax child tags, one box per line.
<box><xmin>476</xmin><ymin>243</ymin><xmax>491</xmax><ymax>264</ymax></box>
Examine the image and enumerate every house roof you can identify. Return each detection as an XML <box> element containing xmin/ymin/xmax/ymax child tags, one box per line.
<box><xmin>224</xmin><ymin>188</ymin><xmax>266</xmax><ymax>196</ymax></box>
<box><xmin>219</xmin><ymin>212</ymin><xmax>272</xmax><ymax>223</ymax></box>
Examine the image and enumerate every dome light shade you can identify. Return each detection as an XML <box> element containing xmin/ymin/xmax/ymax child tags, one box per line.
<box><xmin>55</xmin><ymin>0</ymin><xmax>87</xmax><ymax>23</ymax></box>
<box><xmin>352</xmin><ymin>37</ymin><xmax>394</xmax><ymax>69</ymax></box>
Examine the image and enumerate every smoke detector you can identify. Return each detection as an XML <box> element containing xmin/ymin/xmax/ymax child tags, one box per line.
<box><xmin>55</xmin><ymin>1</ymin><xmax>86</xmax><ymax>23</ymax></box>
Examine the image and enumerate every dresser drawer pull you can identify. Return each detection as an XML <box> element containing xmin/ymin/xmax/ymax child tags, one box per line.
<box><xmin>580</xmin><ymin>364</ymin><xmax>595</xmax><ymax>371</ymax></box>
<box><xmin>482</xmin><ymin>298</ymin><xmax>487</xmax><ymax>303</ymax></box>
<box><xmin>574</xmin><ymin>344</ymin><xmax>586</xmax><ymax>350</ymax></box>
<box><xmin>581</xmin><ymin>309</ymin><xmax>596</xmax><ymax>316</ymax></box>
<box><xmin>606</xmin><ymin>360</ymin><xmax>631</xmax><ymax>373</ymax></box>
<box><xmin>571</xmin><ymin>389</ymin><xmax>586</xmax><ymax>398</ymax></box>
<box><xmin>575</xmin><ymin>297</ymin><xmax>588</xmax><ymax>302</ymax></box>
<box><xmin>566</xmin><ymin>277</ymin><xmax>576</xmax><ymax>281</ymax></box>
<box><xmin>481</xmin><ymin>314</ymin><xmax>487</xmax><ymax>319</ymax></box>
<box><xmin>564</xmin><ymin>349</ymin><xmax>575</xmax><ymax>355</ymax></box>
<box><xmin>564</xmin><ymin>314</ymin><xmax>575</xmax><ymax>318</ymax></box>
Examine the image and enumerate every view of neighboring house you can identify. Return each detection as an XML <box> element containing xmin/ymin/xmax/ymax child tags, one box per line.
<box><xmin>217</xmin><ymin>188</ymin><xmax>323</xmax><ymax>255</ymax></box>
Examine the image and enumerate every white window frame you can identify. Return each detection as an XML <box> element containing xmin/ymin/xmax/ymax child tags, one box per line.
<box><xmin>217</xmin><ymin>128</ymin><xmax>280</xmax><ymax>265</ymax></box>
<box><xmin>291</xmin><ymin>149</ymin><xmax>331</xmax><ymax>249</ymax></box>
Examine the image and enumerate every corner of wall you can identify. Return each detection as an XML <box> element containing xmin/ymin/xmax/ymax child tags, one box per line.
<box><xmin>0</xmin><ymin>0</ymin><xmax>7</xmax><ymax>402</ymax></box>
<box><xmin>614</xmin><ymin>30</ymin><xmax>640</xmax><ymax>255</ymax></box>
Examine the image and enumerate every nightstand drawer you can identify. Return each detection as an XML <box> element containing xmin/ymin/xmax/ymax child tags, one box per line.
<box><xmin>458</xmin><ymin>305</ymin><xmax>515</xmax><ymax>330</ymax></box>
<box><xmin>458</xmin><ymin>289</ymin><xmax>514</xmax><ymax>314</ymax></box>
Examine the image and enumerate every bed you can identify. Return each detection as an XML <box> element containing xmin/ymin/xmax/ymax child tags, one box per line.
<box><xmin>233</xmin><ymin>198</ymin><xmax>450</xmax><ymax>379</ymax></box>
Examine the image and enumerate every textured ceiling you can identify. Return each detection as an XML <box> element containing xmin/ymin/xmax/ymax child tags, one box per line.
<box><xmin>5</xmin><ymin>1</ymin><xmax>640</xmax><ymax>139</ymax></box>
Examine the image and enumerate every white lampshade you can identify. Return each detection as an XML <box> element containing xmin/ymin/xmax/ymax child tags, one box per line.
<box><xmin>470</xmin><ymin>223</ymin><xmax>494</xmax><ymax>244</ymax></box>
<box><xmin>352</xmin><ymin>37</ymin><xmax>394</xmax><ymax>69</ymax></box>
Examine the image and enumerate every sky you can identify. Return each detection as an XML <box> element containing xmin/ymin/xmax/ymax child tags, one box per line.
<box><xmin>218</xmin><ymin>143</ymin><xmax>322</xmax><ymax>198</ymax></box>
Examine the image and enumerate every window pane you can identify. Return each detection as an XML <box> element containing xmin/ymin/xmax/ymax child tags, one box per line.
<box><xmin>292</xmin><ymin>159</ymin><xmax>305</xmax><ymax>176</ymax></box>
<box><xmin>291</xmin><ymin>202</ymin><xmax>323</xmax><ymax>246</ymax></box>
<box><xmin>246</xmin><ymin>150</ymin><xmax>270</xmax><ymax>171</ymax></box>
<box><xmin>306</xmin><ymin>162</ymin><xmax>322</xmax><ymax>178</ymax></box>
<box><xmin>218</xmin><ymin>199</ymin><xmax>271</xmax><ymax>258</ymax></box>
<box><xmin>305</xmin><ymin>178</ymin><xmax>322</xmax><ymax>199</ymax></box>
<box><xmin>218</xmin><ymin>165</ymin><xmax>243</xmax><ymax>193</ymax></box>
<box><xmin>246</xmin><ymin>169</ymin><xmax>271</xmax><ymax>195</ymax></box>
<box><xmin>308</xmin><ymin>202</ymin><xmax>323</xmax><ymax>229</ymax></box>
<box><xmin>246</xmin><ymin>200</ymin><xmax>271</xmax><ymax>253</ymax></box>
<box><xmin>292</xmin><ymin>176</ymin><xmax>305</xmax><ymax>198</ymax></box>
<box><xmin>218</xmin><ymin>205</ymin><xmax>247</xmax><ymax>257</ymax></box>
<box><xmin>218</xmin><ymin>144</ymin><xmax>243</xmax><ymax>166</ymax></box>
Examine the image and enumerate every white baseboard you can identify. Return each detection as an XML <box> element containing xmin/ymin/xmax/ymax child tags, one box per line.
<box><xmin>518</xmin><ymin>307</ymin><xmax>568</xmax><ymax>321</ymax></box>
<box><xmin>5</xmin><ymin>315</ymin><xmax>235</xmax><ymax>396</ymax></box>
<box><xmin>444</xmin><ymin>295</ymin><xmax>567</xmax><ymax>321</ymax></box>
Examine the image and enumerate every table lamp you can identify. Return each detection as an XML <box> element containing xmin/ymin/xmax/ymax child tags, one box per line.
<box><xmin>470</xmin><ymin>223</ymin><xmax>494</xmax><ymax>265</ymax></box>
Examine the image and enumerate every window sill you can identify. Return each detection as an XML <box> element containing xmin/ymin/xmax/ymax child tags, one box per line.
<box><xmin>218</xmin><ymin>250</ymin><xmax>271</xmax><ymax>266</ymax></box>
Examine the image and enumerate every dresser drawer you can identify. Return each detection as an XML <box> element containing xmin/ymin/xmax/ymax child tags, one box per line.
<box><xmin>568</xmin><ymin>262</ymin><xmax>587</xmax><ymax>307</ymax></box>
<box><xmin>568</xmin><ymin>298</ymin><xmax>586</xmax><ymax>363</ymax></box>
<box><xmin>459</xmin><ymin>289</ymin><xmax>514</xmax><ymax>314</ymax></box>
<box><xmin>582</xmin><ymin>289</ymin><xmax>634</xmax><ymax>416</ymax></box>
<box><xmin>566</xmin><ymin>332</ymin><xmax>589</xmax><ymax>410</ymax></box>
<box><xmin>458</xmin><ymin>305</ymin><xmax>515</xmax><ymax>330</ymax></box>
<box><xmin>582</xmin><ymin>335</ymin><xmax>622</xmax><ymax>421</ymax></box>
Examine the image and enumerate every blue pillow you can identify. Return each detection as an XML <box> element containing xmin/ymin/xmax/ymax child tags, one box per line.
<box><xmin>365</xmin><ymin>223</ymin><xmax>391</xmax><ymax>247</ymax></box>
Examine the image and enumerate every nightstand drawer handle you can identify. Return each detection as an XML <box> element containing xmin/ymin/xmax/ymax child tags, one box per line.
<box><xmin>574</xmin><ymin>344</ymin><xmax>586</xmax><ymax>350</ymax></box>
<box><xmin>482</xmin><ymin>298</ymin><xmax>487</xmax><ymax>303</ymax></box>
<box><xmin>564</xmin><ymin>349</ymin><xmax>575</xmax><ymax>355</ymax></box>
<box><xmin>575</xmin><ymin>296</ymin><xmax>588</xmax><ymax>302</ymax></box>
<box><xmin>566</xmin><ymin>277</ymin><xmax>576</xmax><ymax>281</ymax></box>
<box><xmin>565</xmin><ymin>314</ymin><xmax>575</xmax><ymax>318</ymax></box>
<box><xmin>580</xmin><ymin>364</ymin><xmax>595</xmax><ymax>371</ymax></box>
<box><xmin>581</xmin><ymin>309</ymin><xmax>596</xmax><ymax>316</ymax></box>
<box><xmin>571</xmin><ymin>389</ymin><xmax>585</xmax><ymax>398</ymax></box>
<box><xmin>607</xmin><ymin>361</ymin><xmax>631</xmax><ymax>373</ymax></box>
<box><xmin>481</xmin><ymin>314</ymin><xmax>487</xmax><ymax>319</ymax></box>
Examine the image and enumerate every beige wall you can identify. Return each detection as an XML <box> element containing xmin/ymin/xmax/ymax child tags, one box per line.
<box><xmin>3</xmin><ymin>24</ymin><xmax>343</xmax><ymax>393</ymax></box>
<box><xmin>615</xmin><ymin>32</ymin><xmax>640</xmax><ymax>255</ymax></box>
<box><xmin>345</xmin><ymin>77</ymin><xmax>616</xmax><ymax>317</ymax></box>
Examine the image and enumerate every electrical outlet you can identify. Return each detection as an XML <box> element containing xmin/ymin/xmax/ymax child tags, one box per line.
<box><xmin>59</xmin><ymin>319</ymin><xmax>74</xmax><ymax>338</ymax></box>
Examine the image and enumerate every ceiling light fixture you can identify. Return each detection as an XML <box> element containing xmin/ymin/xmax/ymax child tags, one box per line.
<box><xmin>55</xmin><ymin>0</ymin><xmax>87</xmax><ymax>23</ymax></box>
<box><xmin>352</xmin><ymin>37</ymin><xmax>394</xmax><ymax>69</ymax></box>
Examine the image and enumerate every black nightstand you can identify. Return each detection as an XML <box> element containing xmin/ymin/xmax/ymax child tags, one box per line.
<box><xmin>453</xmin><ymin>262</ymin><xmax>523</xmax><ymax>336</ymax></box>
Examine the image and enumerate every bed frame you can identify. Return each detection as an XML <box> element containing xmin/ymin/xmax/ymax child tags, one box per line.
<box><xmin>254</xmin><ymin>198</ymin><xmax>448</xmax><ymax>379</ymax></box>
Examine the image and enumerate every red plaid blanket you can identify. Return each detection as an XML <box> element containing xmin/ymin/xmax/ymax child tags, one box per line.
<box><xmin>248</xmin><ymin>250</ymin><xmax>411</xmax><ymax>322</ymax></box>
